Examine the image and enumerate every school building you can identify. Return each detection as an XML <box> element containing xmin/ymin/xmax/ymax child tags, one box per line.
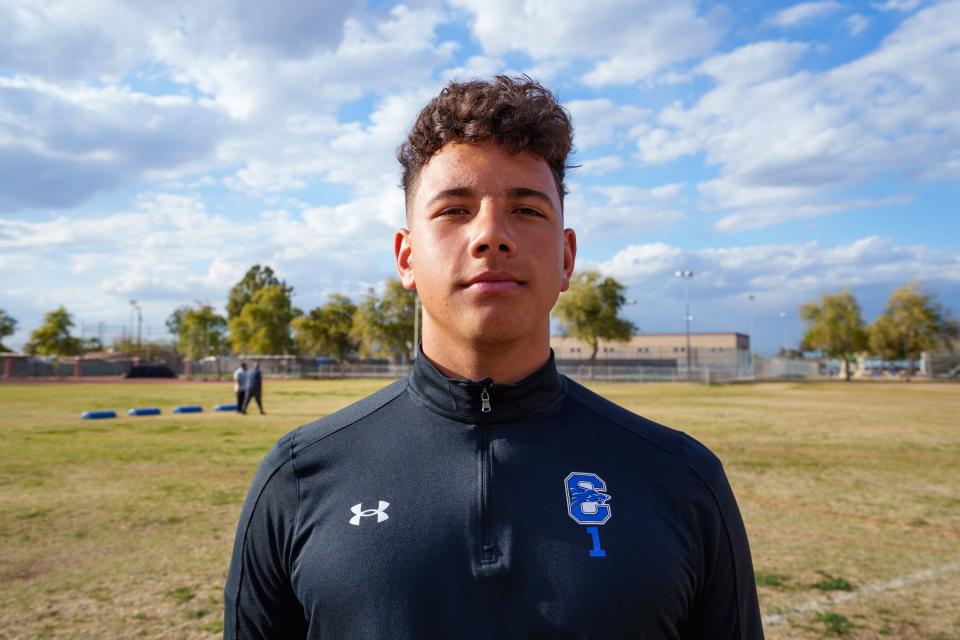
<box><xmin>550</xmin><ymin>332</ymin><xmax>751</xmax><ymax>380</ymax></box>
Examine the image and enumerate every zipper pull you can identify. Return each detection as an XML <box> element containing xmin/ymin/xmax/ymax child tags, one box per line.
<box><xmin>480</xmin><ymin>387</ymin><xmax>492</xmax><ymax>413</ymax></box>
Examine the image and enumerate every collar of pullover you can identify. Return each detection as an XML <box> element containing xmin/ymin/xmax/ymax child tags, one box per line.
<box><xmin>407</xmin><ymin>346</ymin><xmax>566</xmax><ymax>423</ymax></box>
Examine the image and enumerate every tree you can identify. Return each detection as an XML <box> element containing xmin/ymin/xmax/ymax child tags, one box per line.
<box><xmin>166</xmin><ymin>306</ymin><xmax>187</xmax><ymax>338</ymax></box>
<box><xmin>228</xmin><ymin>284</ymin><xmax>301</xmax><ymax>355</ymax></box>
<box><xmin>350</xmin><ymin>291</ymin><xmax>384</xmax><ymax>360</ymax></box>
<box><xmin>25</xmin><ymin>306</ymin><xmax>82</xmax><ymax>356</ymax></box>
<box><xmin>293</xmin><ymin>294</ymin><xmax>357</xmax><ymax>362</ymax></box>
<box><xmin>80</xmin><ymin>337</ymin><xmax>104</xmax><ymax>353</ymax></box>
<box><xmin>552</xmin><ymin>270</ymin><xmax>635</xmax><ymax>364</ymax></box>
<box><xmin>227</xmin><ymin>265</ymin><xmax>285</xmax><ymax>321</ymax></box>
<box><xmin>869</xmin><ymin>281</ymin><xmax>959</xmax><ymax>379</ymax></box>
<box><xmin>110</xmin><ymin>337</ymin><xmax>178</xmax><ymax>363</ymax></box>
<box><xmin>0</xmin><ymin>308</ymin><xmax>17</xmax><ymax>352</ymax></box>
<box><xmin>799</xmin><ymin>290</ymin><xmax>867</xmax><ymax>381</ymax></box>
<box><xmin>350</xmin><ymin>280</ymin><xmax>416</xmax><ymax>362</ymax></box>
<box><xmin>176</xmin><ymin>304</ymin><xmax>228</xmax><ymax>360</ymax></box>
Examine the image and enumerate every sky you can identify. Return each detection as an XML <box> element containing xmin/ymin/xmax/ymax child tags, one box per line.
<box><xmin>1</xmin><ymin>0</ymin><xmax>958</xmax><ymax>355</ymax></box>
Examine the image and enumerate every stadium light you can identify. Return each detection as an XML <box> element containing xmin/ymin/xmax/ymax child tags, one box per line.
<box><xmin>779</xmin><ymin>311</ymin><xmax>787</xmax><ymax>354</ymax></box>
<box><xmin>129</xmin><ymin>300</ymin><xmax>142</xmax><ymax>357</ymax></box>
<box><xmin>674</xmin><ymin>271</ymin><xmax>694</xmax><ymax>380</ymax></box>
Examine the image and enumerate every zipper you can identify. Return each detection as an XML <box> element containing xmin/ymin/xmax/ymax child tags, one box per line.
<box><xmin>479</xmin><ymin>383</ymin><xmax>497</xmax><ymax>564</ymax></box>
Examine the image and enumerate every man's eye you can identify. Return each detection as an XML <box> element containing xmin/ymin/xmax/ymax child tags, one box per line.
<box><xmin>516</xmin><ymin>207</ymin><xmax>544</xmax><ymax>217</ymax></box>
<box><xmin>439</xmin><ymin>207</ymin><xmax>470</xmax><ymax>216</ymax></box>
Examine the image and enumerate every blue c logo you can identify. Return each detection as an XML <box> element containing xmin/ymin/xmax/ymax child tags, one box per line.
<box><xmin>565</xmin><ymin>472</ymin><xmax>612</xmax><ymax>525</ymax></box>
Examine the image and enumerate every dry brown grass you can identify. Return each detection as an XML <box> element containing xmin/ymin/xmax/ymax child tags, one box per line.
<box><xmin>1</xmin><ymin>379</ymin><xmax>958</xmax><ymax>638</ymax></box>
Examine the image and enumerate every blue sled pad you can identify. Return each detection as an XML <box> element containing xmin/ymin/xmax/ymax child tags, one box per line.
<box><xmin>128</xmin><ymin>407</ymin><xmax>161</xmax><ymax>416</ymax></box>
<box><xmin>214</xmin><ymin>404</ymin><xmax>239</xmax><ymax>411</ymax></box>
<box><xmin>173</xmin><ymin>405</ymin><xmax>203</xmax><ymax>414</ymax></box>
<box><xmin>82</xmin><ymin>410</ymin><xmax>117</xmax><ymax>420</ymax></box>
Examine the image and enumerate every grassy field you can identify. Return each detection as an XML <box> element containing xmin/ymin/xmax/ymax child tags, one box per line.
<box><xmin>1</xmin><ymin>379</ymin><xmax>958</xmax><ymax>639</ymax></box>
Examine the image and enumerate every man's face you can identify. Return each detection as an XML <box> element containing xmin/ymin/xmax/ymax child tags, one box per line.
<box><xmin>395</xmin><ymin>141</ymin><xmax>576</xmax><ymax>347</ymax></box>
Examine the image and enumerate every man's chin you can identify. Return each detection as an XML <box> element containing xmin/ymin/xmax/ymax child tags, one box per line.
<box><xmin>455</xmin><ymin>314</ymin><xmax>542</xmax><ymax>346</ymax></box>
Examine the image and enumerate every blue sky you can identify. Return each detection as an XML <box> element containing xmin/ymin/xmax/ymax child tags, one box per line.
<box><xmin>1</xmin><ymin>0</ymin><xmax>958</xmax><ymax>354</ymax></box>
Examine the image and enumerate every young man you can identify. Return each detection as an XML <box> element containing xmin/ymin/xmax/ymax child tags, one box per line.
<box><xmin>232</xmin><ymin>362</ymin><xmax>247</xmax><ymax>414</ymax></box>
<box><xmin>224</xmin><ymin>76</ymin><xmax>764</xmax><ymax>639</ymax></box>
<box><xmin>242</xmin><ymin>362</ymin><xmax>265</xmax><ymax>415</ymax></box>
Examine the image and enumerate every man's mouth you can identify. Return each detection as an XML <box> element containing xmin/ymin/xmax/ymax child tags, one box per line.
<box><xmin>464</xmin><ymin>271</ymin><xmax>523</xmax><ymax>292</ymax></box>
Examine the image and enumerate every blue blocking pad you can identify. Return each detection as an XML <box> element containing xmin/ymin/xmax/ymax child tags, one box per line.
<box><xmin>82</xmin><ymin>410</ymin><xmax>117</xmax><ymax>420</ymax></box>
<box><xmin>128</xmin><ymin>407</ymin><xmax>161</xmax><ymax>416</ymax></box>
<box><xmin>173</xmin><ymin>405</ymin><xmax>203</xmax><ymax>413</ymax></box>
<box><xmin>214</xmin><ymin>404</ymin><xmax>239</xmax><ymax>412</ymax></box>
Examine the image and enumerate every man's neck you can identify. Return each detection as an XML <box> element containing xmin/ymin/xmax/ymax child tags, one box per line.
<box><xmin>420</xmin><ymin>320</ymin><xmax>551</xmax><ymax>385</ymax></box>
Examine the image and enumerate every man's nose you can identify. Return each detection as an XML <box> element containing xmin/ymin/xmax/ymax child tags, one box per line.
<box><xmin>469</xmin><ymin>203</ymin><xmax>516</xmax><ymax>257</ymax></box>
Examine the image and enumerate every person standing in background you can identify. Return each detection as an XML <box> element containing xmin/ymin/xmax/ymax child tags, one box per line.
<box><xmin>243</xmin><ymin>362</ymin><xmax>265</xmax><ymax>415</ymax></box>
<box><xmin>233</xmin><ymin>362</ymin><xmax>248</xmax><ymax>414</ymax></box>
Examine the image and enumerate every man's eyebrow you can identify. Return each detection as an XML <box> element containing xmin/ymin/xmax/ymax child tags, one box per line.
<box><xmin>424</xmin><ymin>186</ymin><xmax>557</xmax><ymax>211</ymax></box>
<box><xmin>425</xmin><ymin>187</ymin><xmax>476</xmax><ymax>208</ymax></box>
<box><xmin>507</xmin><ymin>187</ymin><xmax>555</xmax><ymax>209</ymax></box>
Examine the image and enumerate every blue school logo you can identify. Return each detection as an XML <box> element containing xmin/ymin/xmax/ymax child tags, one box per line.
<box><xmin>565</xmin><ymin>472</ymin><xmax>612</xmax><ymax>525</ymax></box>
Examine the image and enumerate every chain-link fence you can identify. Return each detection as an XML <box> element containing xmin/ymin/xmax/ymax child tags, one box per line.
<box><xmin>2</xmin><ymin>352</ymin><xmax>827</xmax><ymax>383</ymax></box>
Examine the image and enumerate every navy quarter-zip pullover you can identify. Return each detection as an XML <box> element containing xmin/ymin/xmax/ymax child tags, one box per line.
<box><xmin>224</xmin><ymin>352</ymin><xmax>764</xmax><ymax>639</ymax></box>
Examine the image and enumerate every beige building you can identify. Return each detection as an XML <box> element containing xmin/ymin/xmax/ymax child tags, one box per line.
<box><xmin>550</xmin><ymin>333</ymin><xmax>750</xmax><ymax>372</ymax></box>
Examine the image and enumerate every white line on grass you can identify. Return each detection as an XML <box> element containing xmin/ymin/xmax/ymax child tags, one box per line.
<box><xmin>763</xmin><ymin>560</ymin><xmax>960</xmax><ymax>627</ymax></box>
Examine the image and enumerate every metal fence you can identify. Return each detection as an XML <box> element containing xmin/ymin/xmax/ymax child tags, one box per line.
<box><xmin>1</xmin><ymin>355</ymin><xmax>136</xmax><ymax>379</ymax></box>
<box><xmin>2</xmin><ymin>353</ymin><xmax>827</xmax><ymax>383</ymax></box>
<box><xmin>754</xmin><ymin>356</ymin><xmax>822</xmax><ymax>380</ymax></box>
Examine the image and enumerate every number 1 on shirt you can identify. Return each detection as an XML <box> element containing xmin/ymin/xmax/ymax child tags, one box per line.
<box><xmin>586</xmin><ymin>526</ymin><xmax>606</xmax><ymax>557</ymax></box>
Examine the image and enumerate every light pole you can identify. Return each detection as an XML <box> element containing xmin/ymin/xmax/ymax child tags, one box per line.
<box><xmin>747</xmin><ymin>294</ymin><xmax>756</xmax><ymax>370</ymax></box>
<box><xmin>779</xmin><ymin>311</ymin><xmax>788</xmax><ymax>356</ymax></box>
<box><xmin>129</xmin><ymin>300</ymin><xmax>142</xmax><ymax>357</ymax></box>
<box><xmin>674</xmin><ymin>271</ymin><xmax>694</xmax><ymax>380</ymax></box>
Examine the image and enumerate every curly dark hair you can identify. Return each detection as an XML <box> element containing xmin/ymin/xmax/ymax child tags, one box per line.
<box><xmin>397</xmin><ymin>75</ymin><xmax>574</xmax><ymax>212</ymax></box>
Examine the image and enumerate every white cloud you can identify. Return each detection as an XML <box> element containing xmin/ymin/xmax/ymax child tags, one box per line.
<box><xmin>767</xmin><ymin>1</ymin><xmax>842</xmax><ymax>28</ymax></box>
<box><xmin>440</xmin><ymin>55</ymin><xmax>507</xmax><ymax>82</ymax></box>
<box><xmin>566</xmin><ymin>99</ymin><xmax>650</xmax><ymax>149</ymax></box>
<box><xmin>598</xmin><ymin>236</ymin><xmax>960</xmax><ymax>297</ymax></box>
<box><xmin>210</xmin><ymin>10</ymin><xmax>454</xmax><ymax>199</ymax></box>
<box><xmin>596</xmin><ymin>242</ymin><xmax>685</xmax><ymax>279</ymax></box>
<box><xmin>711</xmin><ymin>194</ymin><xmax>914</xmax><ymax>232</ymax></box>
<box><xmin>577</xmin><ymin>155</ymin><xmax>627</xmax><ymax>176</ymax></box>
<box><xmin>451</xmin><ymin>0</ymin><xmax>723</xmax><ymax>85</ymax></box>
<box><xmin>0</xmin><ymin>1</ymin><xmax>163</xmax><ymax>81</ymax></box>
<box><xmin>635</xmin><ymin>1</ymin><xmax>960</xmax><ymax>230</ymax></box>
<box><xmin>0</xmin><ymin>76</ymin><xmax>227</xmax><ymax>212</ymax></box>
<box><xmin>872</xmin><ymin>0</ymin><xmax>924</xmax><ymax>11</ymax></box>
<box><xmin>0</xmin><ymin>3</ymin><xmax>456</xmax><ymax>213</ymax></box>
<box><xmin>0</xmin><ymin>187</ymin><xmax>402</xmax><ymax>330</ymax></box>
<box><xmin>158</xmin><ymin>4</ymin><xmax>451</xmax><ymax>120</ymax></box>
<box><xmin>1</xmin><ymin>0</ymin><xmax>957</xmax><ymax>351</ymax></box>
<box><xmin>566</xmin><ymin>182</ymin><xmax>687</xmax><ymax>240</ymax></box>
<box><xmin>846</xmin><ymin>13</ymin><xmax>870</xmax><ymax>36</ymax></box>
<box><xmin>696</xmin><ymin>41</ymin><xmax>809</xmax><ymax>86</ymax></box>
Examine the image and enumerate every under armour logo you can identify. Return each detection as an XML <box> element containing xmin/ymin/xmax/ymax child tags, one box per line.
<box><xmin>349</xmin><ymin>501</ymin><xmax>390</xmax><ymax>526</ymax></box>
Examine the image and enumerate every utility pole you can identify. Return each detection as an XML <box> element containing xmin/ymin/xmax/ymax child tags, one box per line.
<box><xmin>674</xmin><ymin>271</ymin><xmax>694</xmax><ymax>381</ymax></box>
<box><xmin>779</xmin><ymin>311</ymin><xmax>788</xmax><ymax>355</ymax></box>
<box><xmin>748</xmin><ymin>294</ymin><xmax>756</xmax><ymax>372</ymax></box>
<box><xmin>130</xmin><ymin>300</ymin><xmax>142</xmax><ymax>357</ymax></box>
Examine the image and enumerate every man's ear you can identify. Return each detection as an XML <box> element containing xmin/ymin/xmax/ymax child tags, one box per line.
<box><xmin>395</xmin><ymin>228</ymin><xmax>416</xmax><ymax>290</ymax></box>
<box><xmin>560</xmin><ymin>228</ymin><xmax>577</xmax><ymax>292</ymax></box>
